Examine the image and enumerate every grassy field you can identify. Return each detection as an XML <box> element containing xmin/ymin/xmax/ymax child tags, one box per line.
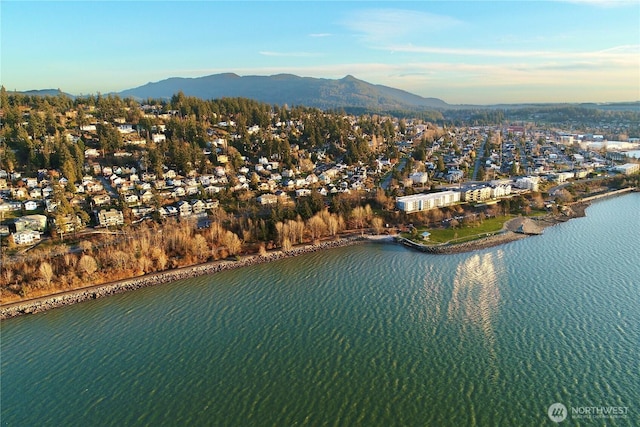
<box><xmin>402</xmin><ymin>215</ymin><xmax>512</xmax><ymax>244</ymax></box>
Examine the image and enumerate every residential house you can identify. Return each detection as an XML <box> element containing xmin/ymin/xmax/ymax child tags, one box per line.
<box><xmin>14</xmin><ymin>214</ymin><xmax>48</xmax><ymax>232</ymax></box>
<box><xmin>140</xmin><ymin>190</ymin><xmax>155</xmax><ymax>204</ymax></box>
<box><xmin>132</xmin><ymin>206</ymin><xmax>155</xmax><ymax>218</ymax></box>
<box><xmin>85</xmin><ymin>181</ymin><xmax>104</xmax><ymax>193</ymax></box>
<box><xmin>11</xmin><ymin>187</ymin><xmax>28</xmax><ymax>199</ymax></box>
<box><xmin>29</xmin><ymin>187</ymin><xmax>43</xmax><ymax>199</ymax></box>
<box><xmin>553</xmin><ymin>171</ymin><xmax>575</xmax><ymax>183</ymax></box>
<box><xmin>185</xmin><ymin>185</ymin><xmax>199</xmax><ymax>196</ymax></box>
<box><xmin>177</xmin><ymin>201</ymin><xmax>192</xmax><ymax>217</ymax></box>
<box><xmin>85</xmin><ymin>148</ymin><xmax>100</xmax><ymax>158</ymax></box>
<box><xmin>204</xmin><ymin>185</ymin><xmax>223</xmax><ymax>195</ymax></box>
<box><xmin>11</xmin><ymin>230</ymin><xmax>41</xmax><ymax>246</ymax></box>
<box><xmin>190</xmin><ymin>199</ymin><xmax>206</xmax><ymax>214</ymax></box>
<box><xmin>45</xmin><ymin>199</ymin><xmax>59</xmax><ymax>213</ymax></box>
<box><xmin>97</xmin><ymin>209</ymin><xmax>124</xmax><ymax>227</ymax></box>
<box><xmin>204</xmin><ymin>199</ymin><xmax>219</xmax><ymax>210</ymax></box>
<box><xmin>409</xmin><ymin>172</ymin><xmax>429</xmax><ymax>186</ymax></box>
<box><xmin>257</xmin><ymin>194</ymin><xmax>278</xmax><ymax>205</ymax></box>
<box><xmin>92</xmin><ymin>194</ymin><xmax>111</xmax><ymax>206</ymax></box>
<box><xmin>172</xmin><ymin>187</ymin><xmax>186</xmax><ymax>198</ymax></box>
<box><xmin>124</xmin><ymin>194</ymin><xmax>140</xmax><ymax>205</ymax></box>
<box><xmin>24</xmin><ymin>177</ymin><xmax>39</xmax><ymax>188</ymax></box>
<box><xmin>55</xmin><ymin>214</ymin><xmax>84</xmax><ymax>233</ymax></box>
<box><xmin>23</xmin><ymin>200</ymin><xmax>39</xmax><ymax>211</ymax></box>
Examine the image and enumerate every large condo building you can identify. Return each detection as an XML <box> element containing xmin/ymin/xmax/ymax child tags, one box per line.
<box><xmin>396</xmin><ymin>191</ymin><xmax>461</xmax><ymax>213</ymax></box>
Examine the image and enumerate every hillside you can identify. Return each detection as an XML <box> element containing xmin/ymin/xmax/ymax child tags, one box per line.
<box><xmin>10</xmin><ymin>89</ymin><xmax>75</xmax><ymax>98</ymax></box>
<box><xmin>118</xmin><ymin>73</ymin><xmax>449</xmax><ymax>111</ymax></box>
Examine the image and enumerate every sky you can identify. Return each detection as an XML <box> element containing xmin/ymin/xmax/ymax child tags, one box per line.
<box><xmin>1</xmin><ymin>1</ymin><xmax>639</xmax><ymax>104</ymax></box>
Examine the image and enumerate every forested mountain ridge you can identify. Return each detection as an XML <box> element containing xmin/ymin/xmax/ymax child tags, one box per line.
<box><xmin>117</xmin><ymin>73</ymin><xmax>449</xmax><ymax>112</ymax></box>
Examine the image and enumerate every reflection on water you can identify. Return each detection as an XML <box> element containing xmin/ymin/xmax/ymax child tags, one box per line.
<box><xmin>448</xmin><ymin>251</ymin><xmax>504</xmax><ymax>379</ymax></box>
<box><xmin>448</xmin><ymin>251</ymin><xmax>503</xmax><ymax>335</ymax></box>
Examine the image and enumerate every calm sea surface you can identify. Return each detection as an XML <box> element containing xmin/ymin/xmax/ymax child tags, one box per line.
<box><xmin>2</xmin><ymin>194</ymin><xmax>639</xmax><ymax>426</ymax></box>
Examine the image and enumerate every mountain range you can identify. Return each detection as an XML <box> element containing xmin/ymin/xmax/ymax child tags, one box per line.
<box><xmin>117</xmin><ymin>73</ymin><xmax>450</xmax><ymax>112</ymax></box>
<box><xmin>11</xmin><ymin>76</ymin><xmax>638</xmax><ymax>114</ymax></box>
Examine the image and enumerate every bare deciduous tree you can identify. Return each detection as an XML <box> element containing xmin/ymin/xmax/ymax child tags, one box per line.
<box><xmin>221</xmin><ymin>231</ymin><xmax>242</xmax><ymax>256</ymax></box>
<box><xmin>191</xmin><ymin>234</ymin><xmax>209</xmax><ymax>262</ymax></box>
<box><xmin>39</xmin><ymin>262</ymin><xmax>54</xmax><ymax>287</ymax></box>
<box><xmin>371</xmin><ymin>217</ymin><xmax>384</xmax><ymax>234</ymax></box>
<box><xmin>78</xmin><ymin>240</ymin><xmax>93</xmax><ymax>254</ymax></box>
<box><xmin>77</xmin><ymin>255</ymin><xmax>98</xmax><ymax>277</ymax></box>
<box><xmin>307</xmin><ymin>215</ymin><xmax>327</xmax><ymax>240</ymax></box>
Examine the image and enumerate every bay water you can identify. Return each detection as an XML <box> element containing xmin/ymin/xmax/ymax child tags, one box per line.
<box><xmin>2</xmin><ymin>194</ymin><xmax>639</xmax><ymax>426</ymax></box>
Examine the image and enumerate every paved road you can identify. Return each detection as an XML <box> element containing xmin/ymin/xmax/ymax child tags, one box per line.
<box><xmin>516</xmin><ymin>140</ymin><xmax>529</xmax><ymax>174</ymax></box>
<box><xmin>472</xmin><ymin>136</ymin><xmax>488</xmax><ymax>181</ymax></box>
<box><xmin>380</xmin><ymin>156</ymin><xmax>408</xmax><ymax>190</ymax></box>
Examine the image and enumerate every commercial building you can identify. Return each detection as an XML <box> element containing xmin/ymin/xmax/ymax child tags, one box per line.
<box><xmin>613</xmin><ymin>163</ymin><xmax>639</xmax><ymax>175</ymax></box>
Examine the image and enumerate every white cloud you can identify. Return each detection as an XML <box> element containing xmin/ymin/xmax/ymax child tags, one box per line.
<box><xmin>384</xmin><ymin>43</ymin><xmax>639</xmax><ymax>62</ymax></box>
<box><xmin>341</xmin><ymin>8</ymin><xmax>462</xmax><ymax>44</ymax></box>
<box><xmin>309</xmin><ymin>33</ymin><xmax>331</xmax><ymax>38</ymax></box>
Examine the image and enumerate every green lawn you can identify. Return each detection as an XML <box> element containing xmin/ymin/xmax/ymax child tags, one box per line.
<box><xmin>403</xmin><ymin>215</ymin><xmax>511</xmax><ymax>244</ymax></box>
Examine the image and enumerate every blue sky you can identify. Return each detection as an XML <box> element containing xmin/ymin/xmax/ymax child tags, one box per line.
<box><xmin>2</xmin><ymin>1</ymin><xmax>639</xmax><ymax>104</ymax></box>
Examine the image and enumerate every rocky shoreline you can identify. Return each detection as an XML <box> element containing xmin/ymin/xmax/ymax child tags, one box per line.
<box><xmin>395</xmin><ymin>200</ymin><xmax>593</xmax><ymax>255</ymax></box>
<box><xmin>2</xmin><ymin>189</ymin><xmax>634</xmax><ymax>319</ymax></box>
<box><xmin>0</xmin><ymin>236</ymin><xmax>365</xmax><ymax>320</ymax></box>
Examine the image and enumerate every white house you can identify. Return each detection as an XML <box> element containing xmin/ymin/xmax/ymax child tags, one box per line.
<box><xmin>177</xmin><ymin>201</ymin><xmax>192</xmax><ymax>217</ymax></box>
<box><xmin>191</xmin><ymin>199</ymin><xmax>206</xmax><ymax>214</ymax></box>
<box><xmin>11</xmin><ymin>230</ymin><xmax>41</xmax><ymax>246</ymax></box>
<box><xmin>409</xmin><ymin>172</ymin><xmax>429</xmax><ymax>186</ymax></box>
<box><xmin>23</xmin><ymin>200</ymin><xmax>38</xmax><ymax>211</ymax></box>
<box><xmin>84</xmin><ymin>148</ymin><xmax>100</xmax><ymax>158</ymax></box>
<box><xmin>14</xmin><ymin>214</ymin><xmax>48</xmax><ymax>232</ymax></box>
<box><xmin>152</xmin><ymin>134</ymin><xmax>166</xmax><ymax>143</ymax></box>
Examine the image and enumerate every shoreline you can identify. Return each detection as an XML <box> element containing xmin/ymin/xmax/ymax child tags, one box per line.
<box><xmin>2</xmin><ymin>188</ymin><xmax>635</xmax><ymax>319</ymax></box>
<box><xmin>395</xmin><ymin>187</ymin><xmax>636</xmax><ymax>255</ymax></box>
<box><xmin>0</xmin><ymin>236</ymin><xmax>366</xmax><ymax>320</ymax></box>
<box><xmin>396</xmin><ymin>202</ymin><xmax>589</xmax><ymax>255</ymax></box>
